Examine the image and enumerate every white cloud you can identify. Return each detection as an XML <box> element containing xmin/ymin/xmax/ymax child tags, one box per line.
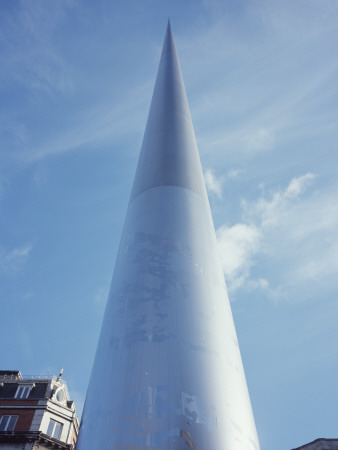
<box><xmin>217</xmin><ymin>223</ymin><xmax>261</xmax><ymax>292</ymax></box>
<box><xmin>215</xmin><ymin>172</ymin><xmax>338</xmax><ymax>298</ymax></box>
<box><xmin>285</xmin><ymin>173</ymin><xmax>317</xmax><ymax>199</ymax></box>
<box><xmin>204</xmin><ymin>169</ymin><xmax>223</xmax><ymax>198</ymax></box>
<box><xmin>0</xmin><ymin>244</ymin><xmax>32</xmax><ymax>274</ymax></box>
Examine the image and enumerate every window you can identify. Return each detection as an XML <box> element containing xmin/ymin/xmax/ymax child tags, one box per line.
<box><xmin>14</xmin><ymin>385</ymin><xmax>31</xmax><ymax>399</ymax></box>
<box><xmin>0</xmin><ymin>415</ymin><xmax>18</xmax><ymax>431</ymax></box>
<box><xmin>55</xmin><ymin>388</ymin><xmax>65</xmax><ymax>403</ymax></box>
<box><xmin>47</xmin><ymin>419</ymin><xmax>63</xmax><ymax>440</ymax></box>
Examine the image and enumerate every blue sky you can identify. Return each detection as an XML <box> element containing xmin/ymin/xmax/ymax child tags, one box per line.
<box><xmin>1</xmin><ymin>0</ymin><xmax>338</xmax><ymax>449</ymax></box>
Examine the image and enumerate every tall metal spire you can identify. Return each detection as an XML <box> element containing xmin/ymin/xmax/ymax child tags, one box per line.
<box><xmin>76</xmin><ymin>22</ymin><xmax>260</xmax><ymax>450</ymax></box>
<box><xmin>130</xmin><ymin>21</ymin><xmax>205</xmax><ymax>202</ymax></box>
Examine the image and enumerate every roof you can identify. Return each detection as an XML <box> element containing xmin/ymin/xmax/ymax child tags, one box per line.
<box><xmin>292</xmin><ymin>438</ymin><xmax>338</xmax><ymax>449</ymax></box>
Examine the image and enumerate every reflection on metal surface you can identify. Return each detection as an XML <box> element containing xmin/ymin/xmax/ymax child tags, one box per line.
<box><xmin>180</xmin><ymin>429</ymin><xmax>198</xmax><ymax>449</ymax></box>
<box><xmin>76</xmin><ymin>21</ymin><xmax>260</xmax><ymax>450</ymax></box>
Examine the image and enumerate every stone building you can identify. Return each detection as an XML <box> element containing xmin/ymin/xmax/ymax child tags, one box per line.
<box><xmin>0</xmin><ymin>370</ymin><xmax>79</xmax><ymax>449</ymax></box>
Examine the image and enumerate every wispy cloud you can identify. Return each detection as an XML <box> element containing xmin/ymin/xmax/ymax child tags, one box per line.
<box><xmin>18</xmin><ymin>329</ymin><xmax>33</xmax><ymax>359</ymax></box>
<box><xmin>246</xmin><ymin>128</ymin><xmax>275</xmax><ymax>152</ymax></box>
<box><xmin>204</xmin><ymin>168</ymin><xmax>243</xmax><ymax>199</ymax></box>
<box><xmin>33</xmin><ymin>163</ymin><xmax>48</xmax><ymax>187</ymax></box>
<box><xmin>242</xmin><ymin>173</ymin><xmax>316</xmax><ymax>228</ymax></box>
<box><xmin>0</xmin><ymin>244</ymin><xmax>32</xmax><ymax>274</ymax></box>
<box><xmin>1</xmin><ymin>78</ymin><xmax>152</xmax><ymax>167</ymax></box>
<box><xmin>0</xmin><ymin>1</ymin><xmax>74</xmax><ymax>95</ymax></box>
<box><xmin>180</xmin><ymin>1</ymin><xmax>338</xmax><ymax>167</ymax></box>
<box><xmin>94</xmin><ymin>286</ymin><xmax>108</xmax><ymax>305</ymax></box>
<box><xmin>227</xmin><ymin>169</ymin><xmax>243</xmax><ymax>179</ymax></box>
<box><xmin>1</xmin><ymin>0</ymin><xmax>337</xmax><ymax>175</ymax></box>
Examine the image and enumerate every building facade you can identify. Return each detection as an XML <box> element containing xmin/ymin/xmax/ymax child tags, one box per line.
<box><xmin>0</xmin><ymin>370</ymin><xmax>79</xmax><ymax>450</ymax></box>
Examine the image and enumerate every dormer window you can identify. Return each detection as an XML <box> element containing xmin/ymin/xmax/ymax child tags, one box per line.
<box><xmin>14</xmin><ymin>385</ymin><xmax>32</xmax><ymax>399</ymax></box>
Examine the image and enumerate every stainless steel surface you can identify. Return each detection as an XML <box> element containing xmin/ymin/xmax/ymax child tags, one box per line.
<box><xmin>76</xmin><ymin>22</ymin><xmax>260</xmax><ymax>450</ymax></box>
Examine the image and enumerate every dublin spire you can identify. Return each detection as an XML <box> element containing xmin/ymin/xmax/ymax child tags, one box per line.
<box><xmin>76</xmin><ymin>22</ymin><xmax>260</xmax><ymax>450</ymax></box>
